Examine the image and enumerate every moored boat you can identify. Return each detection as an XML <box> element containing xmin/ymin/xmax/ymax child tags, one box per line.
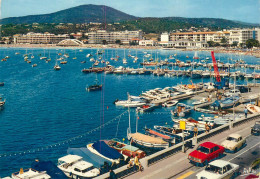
<box><xmin>104</xmin><ymin>139</ymin><xmax>146</xmax><ymax>159</ymax></box>
<box><xmin>12</xmin><ymin>168</ymin><xmax>51</xmax><ymax>179</ymax></box>
<box><xmin>246</xmin><ymin>104</ymin><xmax>260</xmax><ymax>114</ymax></box>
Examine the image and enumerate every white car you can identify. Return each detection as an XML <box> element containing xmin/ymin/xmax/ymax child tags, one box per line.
<box><xmin>196</xmin><ymin>160</ymin><xmax>239</xmax><ymax>179</ymax></box>
<box><xmin>221</xmin><ymin>133</ymin><xmax>246</xmax><ymax>152</ymax></box>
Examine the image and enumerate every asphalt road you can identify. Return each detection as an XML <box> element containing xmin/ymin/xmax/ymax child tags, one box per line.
<box><xmin>181</xmin><ymin>135</ymin><xmax>260</xmax><ymax>179</ymax></box>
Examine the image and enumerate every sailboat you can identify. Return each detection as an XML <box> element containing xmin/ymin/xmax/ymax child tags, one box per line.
<box><xmin>193</xmin><ymin>51</ymin><xmax>199</xmax><ymax>59</ymax></box>
<box><xmin>86</xmin><ymin>74</ymin><xmax>102</xmax><ymax>91</ymax></box>
<box><xmin>127</xmin><ymin>108</ymin><xmax>169</xmax><ymax>149</ymax></box>
<box><xmin>73</xmin><ymin>49</ymin><xmax>77</xmax><ymax>59</ymax></box>
<box><xmin>40</xmin><ymin>49</ymin><xmax>47</xmax><ymax>60</ymax></box>
<box><xmin>54</xmin><ymin>57</ymin><xmax>61</xmax><ymax>71</ymax></box>
<box><xmin>123</xmin><ymin>49</ymin><xmax>127</xmax><ymax>64</ymax></box>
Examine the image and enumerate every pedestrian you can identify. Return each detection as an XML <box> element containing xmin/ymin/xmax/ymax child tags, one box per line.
<box><xmin>244</xmin><ymin>107</ymin><xmax>248</xmax><ymax>118</ymax></box>
<box><xmin>193</xmin><ymin>125</ymin><xmax>198</xmax><ymax>137</ymax></box>
<box><xmin>109</xmin><ymin>169</ymin><xmax>117</xmax><ymax>179</ymax></box>
<box><xmin>134</xmin><ymin>154</ymin><xmax>143</xmax><ymax>172</ymax></box>
<box><xmin>127</xmin><ymin>155</ymin><xmax>134</xmax><ymax>168</ymax></box>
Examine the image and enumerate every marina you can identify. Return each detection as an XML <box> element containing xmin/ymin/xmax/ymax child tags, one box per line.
<box><xmin>0</xmin><ymin>47</ymin><xmax>260</xmax><ymax>177</ymax></box>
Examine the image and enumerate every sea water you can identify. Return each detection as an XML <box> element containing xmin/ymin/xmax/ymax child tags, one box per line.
<box><xmin>0</xmin><ymin>47</ymin><xmax>259</xmax><ymax>176</ymax></box>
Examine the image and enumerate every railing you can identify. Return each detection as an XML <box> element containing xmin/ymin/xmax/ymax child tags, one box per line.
<box><xmin>95</xmin><ymin>112</ymin><xmax>260</xmax><ymax>179</ymax></box>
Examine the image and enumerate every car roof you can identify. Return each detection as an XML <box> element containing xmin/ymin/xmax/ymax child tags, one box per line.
<box><xmin>200</xmin><ymin>142</ymin><xmax>218</xmax><ymax>149</ymax></box>
<box><xmin>209</xmin><ymin>160</ymin><xmax>232</xmax><ymax>168</ymax></box>
<box><xmin>228</xmin><ymin>133</ymin><xmax>241</xmax><ymax>139</ymax></box>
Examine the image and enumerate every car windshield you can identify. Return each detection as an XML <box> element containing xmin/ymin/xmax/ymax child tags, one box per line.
<box><xmin>197</xmin><ymin>146</ymin><xmax>210</xmax><ymax>154</ymax></box>
<box><xmin>255</xmin><ymin>121</ymin><xmax>260</xmax><ymax>125</ymax></box>
<box><xmin>205</xmin><ymin>164</ymin><xmax>223</xmax><ymax>174</ymax></box>
<box><xmin>226</xmin><ymin>137</ymin><xmax>238</xmax><ymax>142</ymax></box>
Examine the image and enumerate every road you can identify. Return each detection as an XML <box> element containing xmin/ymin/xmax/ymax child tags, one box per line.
<box><xmin>125</xmin><ymin>118</ymin><xmax>259</xmax><ymax>179</ymax></box>
<box><xmin>179</xmin><ymin>135</ymin><xmax>260</xmax><ymax>179</ymax></box>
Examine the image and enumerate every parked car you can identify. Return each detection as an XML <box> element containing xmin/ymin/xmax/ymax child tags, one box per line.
<box><xmin>224</xmin><ymin>89</ymin><xmax>241</xmax><ymax>97</ymax></box>
<box><xmin>221</xmin><ymin>133</ymin><xmax>246</xmax><ymax>153</ymax></box>
<box><xmin>188</xmin><ymin>142</ymin><xmax>225</xmax><ymax>166</ymax></box>
<box><xmin>251</xmin><ymin>121</ymin><xmax>260</xmax><ymax>135</ymax></box>
<box><xmin>236</xmin><ymin>85</ymin><xmax>251</xmax><ymax>93</ymax></box>
<box><xmin>196</xmin><ymin>160</ymin><xmax>239</xmax><ymax>179</ymax></box>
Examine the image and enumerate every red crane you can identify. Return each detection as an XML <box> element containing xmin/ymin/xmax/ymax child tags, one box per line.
<box><xmin>211</xmin><ymin>51</ymin><xmax>221</xmax><ymax>82</ymax></box>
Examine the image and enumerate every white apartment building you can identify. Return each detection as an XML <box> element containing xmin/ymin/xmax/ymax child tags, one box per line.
<box><xmin>229</xmin><ymin>28</ymin><xmax>260</xmax><ymax>44</ymax></box>
<box><xmin>88</xmin><ymin>30</ymin><xmax>143</xmax><ymax>44</ymax></box>
<box><xmin>13</xmin><ymin>32</ymin><xmax>69</xmax><ymax>44</ymax></box>
<box><xmin>170</xmin><ymin>31</ymin><xmax>230</xmax><ymax>43</ymax></box>
<box><xmin>139</xmin><ymin>40</ymin><xmax>155</xmax><ymax>46</ymax></box>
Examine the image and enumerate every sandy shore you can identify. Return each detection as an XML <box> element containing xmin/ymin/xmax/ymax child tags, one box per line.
<box><xmin>1</xmin><ymin>44</ymin><xmax>260</xmax><ymax>58</ymax></box>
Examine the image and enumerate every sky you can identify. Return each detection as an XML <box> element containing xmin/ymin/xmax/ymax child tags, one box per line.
<box><xmin>0</xmin><ymin>0</ymin><xmax>259</xmax><ymax>23</ymax></box>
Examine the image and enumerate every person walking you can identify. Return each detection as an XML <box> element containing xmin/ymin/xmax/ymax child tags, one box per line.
<box><xmin>244</xmin><ymin>107</ymin><xmax>248</xmax><ymax>118</ymax></box>
<box><xmin>193</xmin><ymin>125</ymin><xmax>198</xmax><ymax>137</ymax></box>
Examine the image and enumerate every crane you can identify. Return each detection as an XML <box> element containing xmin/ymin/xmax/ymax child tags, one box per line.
<box><xmin>211</xmin><ymin>51</ymin><xmax>221</xmax><ymax>82</ymax></box>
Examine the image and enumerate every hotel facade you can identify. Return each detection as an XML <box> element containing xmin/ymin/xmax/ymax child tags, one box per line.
<box><xmin>160</xmin><ymin>28</ymin><xmax>260</xmax><ymax>48</ymax></box>
<box><xmin>13</xmin><ymin>32</ymin><xmax>70</xmax><ymax>44</ymax></box>
<box><xmin>88</xmin><ymin>30</ymin><xmax>143</xmax><ymax>44</ymax></box>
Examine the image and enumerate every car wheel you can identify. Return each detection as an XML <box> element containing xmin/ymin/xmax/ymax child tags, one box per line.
<box><xmin>234</xmin><ymin>148</ymin><xmax>238</xmax><ymax>153</ymax></box>
<box><xmin>203</xmin><ymin>160</ymin><xmax>208</xmax><ymax>166</ymax></box>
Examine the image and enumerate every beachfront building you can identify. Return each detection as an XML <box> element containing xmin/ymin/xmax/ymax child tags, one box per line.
<box><xmin>229</xmin><ymin>28</ymin><xmax>260</xmax><ymax>45</ymax></box>
<box><xmin>170</xmin><ymin>31</ymin><xmax>230</xmax><ymax>43</ymax></box>
<box><xmin>139</xmin><ymin>40</ymin><xmax>155</xmax><ymax>46</ymax></box>
<box><xmin>159</xmin><ymin>32</ymin><xmax>208</xmax><ymax>48</ymax></box>
<box><xmin>13</xmin><ymin>32</ymin><xmax>69</xmax><ymax>44</ymax></box>
<box><xmin>88</xmin><ymin>30</ymin><xmax>143</xmax><ymax>44</ymax></box>
<box><xmin>57</xmin><ymin>39</ymin><xmax>84</xmax><ymax>46</ymax></box>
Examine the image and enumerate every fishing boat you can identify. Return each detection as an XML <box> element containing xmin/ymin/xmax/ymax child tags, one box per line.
<box><xmin>219</xmin><ymin>96</ymin><xmax>240</xmax><ymax>109</ymax></box>
<box><xmin>104</xmin><ymin>139</ymin><xmax>146</xmax><ymax>159</ymax></box>
<box><xmin>87</xmin><ymin>141</ymin><xmax>122</xmax><ymax>163</ymax></box>
<box><xmin>171</xmin><ymin>103</ymin><xmax>192</xmax><ymax>117</ymax></box>
<box><xmin>11</xmin><ymin>168</ymin><xmax>51</xmax><ymax>179</ymax></box>
<box><xmin>162</xmin><ymin>100</ymin><xmax>178</xmax><ymax>107</ymax></box>
<box><xmin>57</xmin><ymin>154</ymin><xmax>100</xmax><ymax>178</ymax></box>
<box><xmin>246</xmin><ymin>104</ymin><xmax>260</xmax><ymax>114</ymax></box>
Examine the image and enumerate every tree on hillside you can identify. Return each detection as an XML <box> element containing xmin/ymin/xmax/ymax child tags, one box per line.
<box><xmin>246</xmin><ymin>39</ymin><xmax>259</xmax><ymax>48</ymax></box>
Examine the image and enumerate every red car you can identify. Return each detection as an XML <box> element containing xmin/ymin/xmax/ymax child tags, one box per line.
<box><xmin>188</xmin><ymin>142</ymin><xmax>225</xmax><ymax>166</ymax></box>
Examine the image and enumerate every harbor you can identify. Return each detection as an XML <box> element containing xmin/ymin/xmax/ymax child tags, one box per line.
<box><xmin>0</xmin><ymin>47</ymin><xmax>260</xmax><ymax>178</ymax></box>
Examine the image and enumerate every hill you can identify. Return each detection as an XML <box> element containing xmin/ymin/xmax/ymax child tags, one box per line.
<box><xmin>0</xmin><ymin>4</ymin><xmax>137</xmax><ymax>24</ymax></box>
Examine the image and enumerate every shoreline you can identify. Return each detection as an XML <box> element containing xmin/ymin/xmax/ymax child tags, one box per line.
<box><xmin>0</xmin><ymin>44</ymin><xmax>260</xmax><ymax>58</ymax></box>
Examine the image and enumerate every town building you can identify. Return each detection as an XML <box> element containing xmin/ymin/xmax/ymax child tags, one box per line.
<box><xmin>139</xmin><ymin>40</ymin><xmax>155</xmax><ymax>46</ymax></box>
<box><xmin>88</xmin><ymin>30</ymin><xmax>143</xmax><ymax>44</ymax></box>
<box><xmin>13</xmin><ymin>32</ymin><xmax>69</xmax><ymax>44</ymax></box>
<box><xmin>229</xmin><ymin>28</ymin><xmax>260</xmax><ymax>44</ymax></box>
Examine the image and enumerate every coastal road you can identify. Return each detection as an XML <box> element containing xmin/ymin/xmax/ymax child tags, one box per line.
<box><xmin>125</xmin><ymin>118</ymin><xmax>259</xmax><ymax>179</ymax></box>
<box><xmin>177</xmin><ymin>134</ymin><xmax>260</xmax><ymax>179</ymax></box>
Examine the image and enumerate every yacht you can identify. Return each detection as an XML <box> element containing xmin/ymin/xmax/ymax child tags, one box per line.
<box><xmin>57</xmin><ymin>154</ymin><xmax>100</xmax><ymax>178</ymax></box>
<box><xmin>54</xmin><ymin>64</ymin><xmax>61</xmax><ymax>70</ymax></box>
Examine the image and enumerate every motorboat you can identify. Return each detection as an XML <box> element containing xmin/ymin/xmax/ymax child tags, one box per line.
<box><xmin>136</xmin><ymin>104</ymin><xmax>157</xmax><ymax>113</ymax></box>
<box><xmin>54</xmin><ymin>64</ymin><xmax>61</xmax><ymax>70</ymax></box>
<box><xmin>172</xmin><ymin>118</ymin><xmax>214</xmax><ymax>128</ymax></box>
<box><xmin>11</xmin><ymin>168</ymin><xmax>51</xmax><ymax>179</ymax></box>
<box><xmin>86</xmin><ymin>84</ymin><xmax>102</xmax><ymax>91</ymax></box>
<box><xmin>31</xmin><ymin>160</ymin><xmax>67</xmax><ymax>178</ymax></box>
<box><xmin>192</xmin><ymin>98</ymin><xmax>208</xmax><ymax>105</ymax></box>
<box><xmin>145</xmin><ymin>128</ymin><xmax>175</xmax><ymax>144</ymax></box>
<box><xmin>115</xmin><ymin>93</ymin><xmax>146</xmax><ymax>108</ymax></box>
<box><xmin>87</xmin><ymin>141</ymin><xmax>122</xmax><ymax>163</ymax></box>
<box><xmin>246</xmin><ymin>104</ymin><xmax>260</xmax><ymax>114</ymax></box>
<box><xmin>104</xmin><ymin>139</ymin><xmax>146</xmax><ymax>159</ymax></box>
<box><xmin>57</xmin><ymin>154</ymin><xmax>100</xmax><ymax>178</ymax></box>
<box><xmin>219</xmin><ymin>96</ymin><xmax>240</xmax><ymax>109</ymax></box>
<box><xmin>171</xmin><ymin>103</ymin><xmax>192</xmax><ymax>117</ymax></box>
<box><xmin>162</xmin><ymin>100</ymin><xmax>178</xmax><ymax>107</ymax></box>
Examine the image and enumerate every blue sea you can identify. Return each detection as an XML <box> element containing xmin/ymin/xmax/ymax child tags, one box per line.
<box><xmin>0</xmin><ymin>47</ymin><xmax>259</xmax><ymax>176</ymax></box>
